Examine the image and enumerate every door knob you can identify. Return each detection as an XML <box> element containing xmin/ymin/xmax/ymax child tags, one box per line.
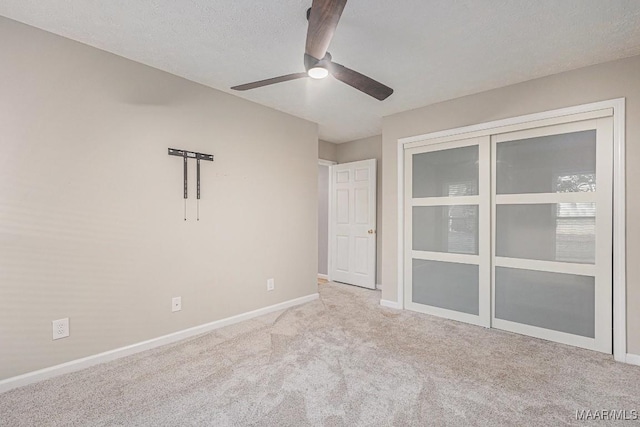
<box><xmin>368</xmin><ymin>229</ymin><xmax>375</xmax><ymax>234</ymax></box>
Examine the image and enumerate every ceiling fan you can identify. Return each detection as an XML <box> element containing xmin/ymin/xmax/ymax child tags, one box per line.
<box><xmin>231</xmin><ymin>0</ymin><xmax>393</xmax><ymax>101</ymax></box>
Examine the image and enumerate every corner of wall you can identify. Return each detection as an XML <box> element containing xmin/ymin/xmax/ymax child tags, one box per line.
<box><xmin>318</xmin><ymin>139</ymin><xmax>338</xmax><ymax>162</ymax></box>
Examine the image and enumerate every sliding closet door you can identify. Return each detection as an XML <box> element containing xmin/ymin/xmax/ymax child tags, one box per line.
<box><xmin>491</xmin><ymin>118</ymin><xmax>613</xmax><ymax>353</ymax></box>
<box><xmin>405</xmin><ymin>137</ymin><xmax>490</xmax><ymax>327</ymax></box>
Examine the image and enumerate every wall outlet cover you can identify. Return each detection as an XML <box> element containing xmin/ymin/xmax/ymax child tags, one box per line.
<box><xmin>172</xmin><ymin>297</ymin><xmax>182</xmax><ymax>312</ymax></box>
<box><xmin>52</xmin><ymin>318</ymin><xmax>70</xmax><ymax>340</ymax></box>
<box><xmin>267</xmin><ymin>278</ymin><xmax>275</xmax><ymax>291</ymax></box>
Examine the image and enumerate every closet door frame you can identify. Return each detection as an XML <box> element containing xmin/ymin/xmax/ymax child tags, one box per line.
<box><xmin>396</xmin><ymin>98</ymin><xmax>627</xmax><ymax>361</ymax></box>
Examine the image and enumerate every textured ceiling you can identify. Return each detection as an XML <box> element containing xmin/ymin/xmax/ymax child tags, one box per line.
<box><xmin>2</xmin><ymin>1</ymin><xmax>640</xmax><ymax>143</ymax></box>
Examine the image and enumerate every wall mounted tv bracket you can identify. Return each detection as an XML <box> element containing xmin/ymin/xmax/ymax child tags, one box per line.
<box><xmin>168</xmin><ymin>148</ymin><xmax>214</xmax><ymax>221</ymax></box>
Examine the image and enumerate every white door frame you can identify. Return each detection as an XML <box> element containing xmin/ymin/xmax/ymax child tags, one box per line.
<box><xmin>319</xmin><ymin>159</ymin><xmax>337</xmax><ymax>281</ymax></box>
<box><xmin>396</xmin><ymin>98</ymin><xmax>627</xmax><ymax>362</ymax></box>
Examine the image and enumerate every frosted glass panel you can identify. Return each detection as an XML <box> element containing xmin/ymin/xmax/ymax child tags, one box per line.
<box><xmin>412</xmin><ymin>259</ymin><xmax>479</xmax><ymax>315</ymax></box>
<box><xmin>497</xmin><ymin>130</ymin><xmax>596</xmax><ymax>194</ymax></box>
<box><xmin>413</xmin><ymin>146</ymin><xmax>478</xmax><ymax>198</ymax></box>
<box><xmin>495</xmin><ymin>267</ymin><xmax>595</xmax><ymax>338</ymax></box>
<box><xmin>413</xmin><ymin>206</ymin><xmax>479</xmax><ymax>254</ymax></box>
<box><xmin>496</xmin><ymin>203</ymin><xmax>595</xmax><ymax>264</ymax></box>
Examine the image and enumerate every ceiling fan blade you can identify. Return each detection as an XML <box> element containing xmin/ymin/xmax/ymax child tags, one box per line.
<box><xmin>231</xmin><ymin>72</ymin><xmax>308</xmax><ymax>91</ymax></box>
<box><xmin>330</xmin><ymin>62</ymin><xmax>393</xmax><ymax>100</ymax></box>
<box><xmin>305</xmin><ymin>0</ymin><xmax>347</xmax><ymax>60</ymax></box>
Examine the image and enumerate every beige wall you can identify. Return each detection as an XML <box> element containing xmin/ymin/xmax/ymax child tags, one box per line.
<box><xmin>381</xmin><ymin>54</ymin><xmax>640</xmax><ymax>354</ymax></box>
<box><xmin>336</xmin><ymin>135</ymin><xmax>383</xmax><ymax>285</ymax></box>
<box><xmin>0</xmin><ymin>18</ymin><xmax>318</xmax><ymax>380</ymax></box>
<box><xmin>318</xmin><ymin>139</ymin><xmax>337</xmax><ymax>162</ymax></box>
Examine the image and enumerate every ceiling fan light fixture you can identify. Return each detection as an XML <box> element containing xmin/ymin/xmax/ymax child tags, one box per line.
<box><xmin>308</xmin><ymin>66</ymin><xmax>329</xmax><ymax>79</ymax></box>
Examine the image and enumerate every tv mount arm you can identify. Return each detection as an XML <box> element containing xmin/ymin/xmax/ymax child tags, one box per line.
<box><xmin>168</xmin><ymin>148</ymin><xmax>214</xmax><ymax>221</ymax></box>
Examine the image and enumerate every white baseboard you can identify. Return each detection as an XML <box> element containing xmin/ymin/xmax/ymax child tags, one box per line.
<box><xmin>0</xmin><ymin>293</ymin><xmax>319</xmax><ymax>394</ymax></box>
<box><xmin>625</xmin><ymin>353</ymin><xmax>640</xmax><ymax>366</ymax></box>
<box><xmin>380</xmin><ymin>299</ymin><xmax>401</xmax><ymax>309</ymax></box>
<box><xmin>317</xmin><ymin>274</ymin><xmax>329</xmax><ymax>280</ymax></box>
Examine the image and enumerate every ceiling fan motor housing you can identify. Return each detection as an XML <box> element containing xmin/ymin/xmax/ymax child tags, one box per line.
<box><xmin>304</xmin><ymin>52</ymin><xmax>332</xmax><ymax>71</ymax></box>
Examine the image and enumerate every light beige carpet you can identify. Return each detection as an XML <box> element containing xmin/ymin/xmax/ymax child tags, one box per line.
<box><xmin>1</xmin><ymin>282</ymin><xmax>639</xmax><ymax>426</ymax></box>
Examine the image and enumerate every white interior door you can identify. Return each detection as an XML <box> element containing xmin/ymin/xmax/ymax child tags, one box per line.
<box><xmin>404</xmin><ymin>137</ymin><xmax>491</xmax><ymax>327</ymax></box>
<box><xmin>330</xmin><ymin>159</ymin><xmax>377</xmax><ymax>289</ymax></box>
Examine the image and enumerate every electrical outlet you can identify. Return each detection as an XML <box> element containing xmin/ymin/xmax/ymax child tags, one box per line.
<box><xmin>267</xmin><ymin>278</ymin><xmax>275</xmax><ymax>291</ymax></box>
<box><xmin>172</xmin><ymin>297</ymin><xmax>182</xmax><ymax>312</ymax></box>
<box><xmin>52</xmin><ymin>318</ymin><xmax>69</xmax><ymax>340</ymax></box>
